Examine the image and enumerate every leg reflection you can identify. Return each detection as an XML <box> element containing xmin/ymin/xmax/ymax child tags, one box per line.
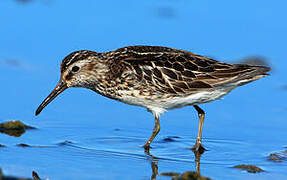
<box><xmin>150</xmin><ymin>150</ymin><xmax>211</xmax><ymax>180</ymax></box>
<box><xmin>194</xmin><ymin>150</ymin><xmax>203</xmax><ymax>175</ymax></box>
<box><xmin>151</xmin><ymin>160</ymin><xmax>158</xmax><ymax>180</ymax></box>
<box><xmin>144</xmin><ymin>147</ymin><xmax>159</xmax><ymax>159</ymax></box>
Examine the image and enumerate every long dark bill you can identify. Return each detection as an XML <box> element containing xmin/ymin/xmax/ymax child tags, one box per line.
<box><xmin>35</xmin><ymin>79</ymin><xmax>68</xmax><ymax>116</ymax></box>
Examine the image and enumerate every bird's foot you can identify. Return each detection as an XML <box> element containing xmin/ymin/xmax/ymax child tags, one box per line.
<box><xmin>142</xmin><ymin>143</ymin><xmax>151</xmax><ymax>150</ymax></box>
<box><xmin>191</xmin><ymin>142</ymin><xmax>206</xmax><ymax>155</ymax></box>
<box><xmin>144</xmin><ymin>145</ymin><xmax>150</xmax><ymax>152</ymax></box>
<box><xmin>143</xmin><ymin>145</ymin><xmax>159</xmax><ymax>159</ymax></box>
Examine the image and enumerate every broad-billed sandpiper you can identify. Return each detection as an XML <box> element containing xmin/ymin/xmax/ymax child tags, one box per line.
<box><xmin>35</xmin><ymin>46</ymin><xmax>270</xmax><ymax>153</ymax></box>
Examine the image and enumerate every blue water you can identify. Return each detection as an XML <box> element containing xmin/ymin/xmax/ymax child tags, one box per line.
<box><xmin>1</xmin><ymin>0</ymin><xmax>287</xmax><ymax>179</ymax></box>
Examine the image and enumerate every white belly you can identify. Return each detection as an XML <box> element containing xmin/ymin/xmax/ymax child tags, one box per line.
<box><xmin>147</xmin><ymin>86</ymin><xmax>235</xmax><ymax>117</ymax></box>
<box><xmin>116</xmin><ymin>78</ymin><xmax>260</xmax><ymax>117</ymax></box>
<box><xmin>165</xmin><ymin>88</ymin><xmax>232</xmax><ymax>109</ymax></box>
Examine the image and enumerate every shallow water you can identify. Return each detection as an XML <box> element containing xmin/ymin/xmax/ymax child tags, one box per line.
<box><xmin>1</xmin><ymin>0</ymin><xmax>287</xmax><ymax>179</ymax></box>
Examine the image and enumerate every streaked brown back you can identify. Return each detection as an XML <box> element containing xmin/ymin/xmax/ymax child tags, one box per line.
<box><xmin>107</xmin><ymin>46</ymin><xmax>270</xmax><ymax>95</ymax></box>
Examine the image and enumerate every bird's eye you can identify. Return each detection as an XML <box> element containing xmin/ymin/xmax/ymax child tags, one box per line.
<box><xmin>72</xmin><ymin>66</ymin><xmax>80</xmax><ymax>72</ymax></box>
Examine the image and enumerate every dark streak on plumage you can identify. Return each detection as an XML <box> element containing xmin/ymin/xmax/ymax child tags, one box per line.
<box><xmin>59</xmin><ymin>45</ymin><xmax>270</xmax><ymax>98</ymax></box>
<box><xmin>182</xmin><ymin>70</ymin><xmax>196</xmax><ymax>78</ymax></box>
<box><xmin>60</xmin><ymin>50</ymin><xmax>98</xmax><ymax>73</ymax></box>
<box><xmin>184</xmin><ymin>62</ymin><xmax>198</xmax><ymax>71</ymax></box>
<box><xmin>161</xmin><ymin>68</ymin><xmax>178</xmax><ymax>80</ymax></box>
<box><xmin>65</xmin><ymin>71</ymin><xmax>73</xmax><ymax>81</ymax></box>
<box><xmin>104</xmin><ymin>46</ymin><xmax>270</xmax><ymax>95</ymax></box>
<box><xmin>173</xmin><ymin>62</ymin><xmax>184</xmax><ymax>71</ymax></box>
<box><xmin>153</xmin><ymin>68</ymin><xmax>162</xmax><ymax>79</ymax></box>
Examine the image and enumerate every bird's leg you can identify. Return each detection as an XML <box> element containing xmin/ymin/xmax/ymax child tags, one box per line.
<box><xmin>144</xmin><ymin>115</ymin><xmax>160</xmax><ymax>153</ymax></box>
<box><xmin>192</xmin><ymin>105</ymin><xmax>206</xmax><ymax>154</ymax></box>
<box><xmin>194</xmin><ymin>149</ymin><xmax>202</xmax><ymax>175</ymax></box>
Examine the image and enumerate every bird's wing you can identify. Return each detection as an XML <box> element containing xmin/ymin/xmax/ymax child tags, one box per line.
<box><xmin>108</xmin><ymin>46</ymin><xmax>269</xmax><ymax>95</ymax></box>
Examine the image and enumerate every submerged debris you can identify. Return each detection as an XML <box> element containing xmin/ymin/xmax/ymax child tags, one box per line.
<box><xmin>0</xmin><ymin>168</ymin><xmax>33</xmax><ymax>180</ymax></box>
<box><xmin>174</xmin><ymin>171</ymin><xmax>211</xmax><ymax>180</ymax></box>
<box><xmin>161</xmin><ymin>136</ymin><xmax>181</xmax><ymax>143</ymax></box>
<box><xmin>0</xmin><ymin>144</ymin><xmax>6</xmax><ymax>148</ymax></box>
<box><xmin>0</xmin><ymin>120</ymin><xmax>36</xmax><ymax>137</ymax></box>
<box><xmin>160</xmin><ymin>171</ymin><xmax>211</xmax><ymax>180</ymax></box>
<box><xmin>233</xmin><ymin>164</ymin><xmax>264</xmax><ymax>173</ymax></box>
<box><xmin>268</xmin><ymin>150</ymin><xmax>287</xmax><ymax>162</ymax></box>
<box><xmin>0</xmin><ymin>168</ymin><xmax>44</xmax><ymax>180</ymax></box>
<box><xmin>57</xmin><ymin>140</ymin><xmax>74</xmax><ymax>146</ymax></box>
<box><xmin>16</xmin><ymin>143</ymin><xmax>53</xmax><ymax>148</ymax></box>
<box><xmin>159</xmin><ymin>172</ymin><xmax>181</xmax><ymax>177</ymax></box>
<box><xmin>0</xmin><ymin>120</ymin><xmax>35</xmax><ymax>129</ymax></box>
<box><xmin>32</xmin><ymin>171</ymin><xmax>41</xmax><ymax>180</ymax></box>
<box><xmin>16</xmin><ymin>143</ymin><xmax>32</xmax><ymax>147</ymax></box>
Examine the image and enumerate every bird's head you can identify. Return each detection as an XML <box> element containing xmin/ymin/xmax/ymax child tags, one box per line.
<box><xmin>35</xmin><ymin>50</ymin><xmax>102</xmax><ymax>116</ymax></box>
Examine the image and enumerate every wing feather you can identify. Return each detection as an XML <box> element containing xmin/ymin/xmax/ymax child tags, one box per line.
<box><xmin>107</xmin><ymin>46</ymin><xmax>270</xmax><ymax>95</ymax></box>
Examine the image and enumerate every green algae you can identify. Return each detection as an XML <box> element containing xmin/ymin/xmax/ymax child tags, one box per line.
<box><xmin>177</xmin><ymin>171</ymin><xmax>212</xmax><ymax>180</ymax></box>
<box><xmin>0</xmin><ymin>120</ymin><xmax>36</xmax><ymax>137</ymax></box>
<box><xmin>233</xmin><ymin>164</ymin><xmax>264</xmax><ymax>173</ymax></box>
<box><xmin>268</xmin><ymin>150</ymin><xmax>287</xmax><ymax>162</ymax></box>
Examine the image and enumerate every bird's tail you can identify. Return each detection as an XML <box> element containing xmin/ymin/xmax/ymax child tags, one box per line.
<box><xmin>230</xmin><ymin>65</ymin><xmax>270</xmax><ymax>86</ymax></box>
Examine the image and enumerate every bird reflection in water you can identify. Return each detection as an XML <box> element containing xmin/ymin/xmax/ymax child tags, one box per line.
<box><xmin>148</xmin><ymin>150</ymin><xmax>210</xmax><ymax>180</ymax></box>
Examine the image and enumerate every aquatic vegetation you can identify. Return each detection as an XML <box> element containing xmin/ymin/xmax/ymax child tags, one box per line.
<box><xmin>233</xmin><ymin>165</ymin><xmax>264</xmax><ymax>173</ymax></box>
<box><xmin>0</xmin><ymin>121</ymin><xmax>35</xmax><ymax>137</ymax></box>
<box><xmin>269</xmin><ymin>150</ymin><xmax>287</xmax><ymax>162</ymax></box>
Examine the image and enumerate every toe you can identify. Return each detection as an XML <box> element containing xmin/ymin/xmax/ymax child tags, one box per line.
<box><xmin>191</xmin><ymin>143</ymin><xmax>206</xmax><ymax>154</ymax></box>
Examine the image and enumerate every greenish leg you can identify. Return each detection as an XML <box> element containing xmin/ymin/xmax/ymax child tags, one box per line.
<box><xmin>144</xmin><ymin>115</ymin><xmax>160</xmax><ymax>152</ymax></box>
<box><xmin>193</xmin><ymin>105</ymin><xmax>206</xmax><ymax>154</ymax></box>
